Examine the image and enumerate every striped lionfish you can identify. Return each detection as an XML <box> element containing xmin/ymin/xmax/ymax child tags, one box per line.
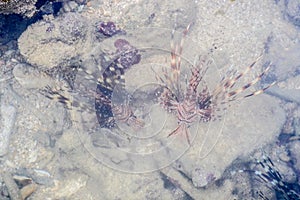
<box><xmin>94</xmin><ymin>38</ymin><xmax>144</xmax><ymax>129</ymax></box>
<box><xmin>233</xmin><ymin>156</ymin><xmax>300</xmax><ymax>200</ymax></box>
<box><xmin>44</xmin><ymin>38</ymin><xmax>144</xmax><ymax>130</ymax></box>
<box><xmin>255</xmin><ymin>156</ymin><xmax>300</xmax><ymax>200</ymax></box>
<box><xmin>154</xmin><ymin>24</ymin><xmax>275</xmax><ymax>145</ymax></box>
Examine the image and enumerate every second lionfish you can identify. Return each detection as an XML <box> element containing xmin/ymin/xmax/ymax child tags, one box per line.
<box><xmin>154</xmin><ymin>24</ymin><xmax>275</xmax><ymax>144</ymax></box>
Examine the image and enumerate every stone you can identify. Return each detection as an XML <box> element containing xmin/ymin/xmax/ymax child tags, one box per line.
<box><xmin>0</xmin><ymin>103</ymin><xmax>16</xmax><ymax>156</ymax></box>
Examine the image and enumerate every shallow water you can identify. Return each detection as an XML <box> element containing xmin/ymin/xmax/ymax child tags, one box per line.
<box><xmin>0</xmin><ymin>0</ymin><xmax>300</xmax><ymax>199</ymax></box>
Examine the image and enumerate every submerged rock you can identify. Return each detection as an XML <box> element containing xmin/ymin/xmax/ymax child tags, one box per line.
<box><xmin>285</xmin><ymin>0</ymin><xmax>300</xmax><ymax>28</ymax></box>
<box><xmin>0</xmin><ymin>103</ymin><xmax>16</xmax><ymax>156</ymax></box>
<box><xmin>0</xmin><ymin>0</ymin><xmax>37</xmax><ymax>17</ymax></box>
<box><xmin>18</xmin><ymin>12</ymin><xmax>88</xmax><ymax>69</ymax></box>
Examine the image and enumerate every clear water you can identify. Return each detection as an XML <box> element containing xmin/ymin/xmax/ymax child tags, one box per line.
<box><xmin>0</xmin><ymin>0</ymin><xmax>300</xmax><ymax>199</ymax></box>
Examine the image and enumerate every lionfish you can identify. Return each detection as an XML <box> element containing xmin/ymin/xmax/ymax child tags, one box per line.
<box><xmin>233</xmin><ymin>156</ymin><xmax>300</xmax><ymax>200</ymax></box>
<box><xmin>154</xmin><ymin>24</ymin><xmax>275</xmax><ymax>145</ymax></box>
<box><xmin>44</xmin><ymin>38</ymin><xmax>144</xmax><ymax>130</ymax></box>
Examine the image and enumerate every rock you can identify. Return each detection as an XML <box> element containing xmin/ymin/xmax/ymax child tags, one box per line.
<box><xmin>20</xmin><ymin>183</ymin><xmax>37</xmax><ymax>200</ymax></box>
<box><xmin>62</xmin><ymin>1</ymin><xmax>79</xmax><ymax>13</ymax></box>
<box><xmin>289</xmin><ymin>140</ymin><xmax>300</xmax><ymax>174</ymax></box>
<box><xmin>13</xmin><ymin>63</ymin><xmax>55</xmax><ymax>89</ymax></box>
<box><xmin>177</xmin><ymin>94</ymin><xmax>285</xmax><ymax>187</ymax></box>
<box><xmin>270</xmin><ymin>87</ymin><xmax>300</xmax><ymax>105</ymax></box>
<box><xmin>18</xmin><ymin>12</ymin><xmax>88</xmax><ymax>69</ymax></box>
<box><xmin>52</xmin><ymin>173</ymin><xmax>88</xmax><ymax>199</ymax></box>
<box><xmin>0</xmin><ymin>0</ymin><xmax>37</xmax><ymax>17</ymax></box>
<box><xmin>285</xmin><ymin>0</ymin><xmax>300</xmax><ymax>27</ymax></box>
<box><xmin>265</xmin><ymin>42</ymin><xmax>300</xmax><ymax>82</ymax></box>
<box><xmin>1</xmin><ymin>172</ymin><xmax>22</xmax><ymax>200</ymax></box>
<box><xmin>0</xmin><ymin>103</ymin><xmax>17</xmax><ymax>156</ymax></box>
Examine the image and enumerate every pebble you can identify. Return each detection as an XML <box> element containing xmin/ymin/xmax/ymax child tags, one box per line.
<box><xmin>278</xmin><ymin>151</ymin><xmax>290</xmax><ymax>162</ymax></box>
<box><xmin>289</xmin><ymin>140</ymin><xmax>300</xmax><ymax>172</ymax></box>
<box><xmin>20</xmin><ymin>183</ymin><xmax>37</xmax><ymax>200</ymax></box>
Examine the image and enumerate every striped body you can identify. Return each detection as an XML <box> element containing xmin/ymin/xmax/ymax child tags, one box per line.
<box><xmin>155</xmin><ymin>24</ymin><xmax>274</xmax><ymax>145</ymax></box>
<box><xmin>95</xmin><ymin>39</ymin><xmax>142</xmax><ymax>128</ymax></box>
